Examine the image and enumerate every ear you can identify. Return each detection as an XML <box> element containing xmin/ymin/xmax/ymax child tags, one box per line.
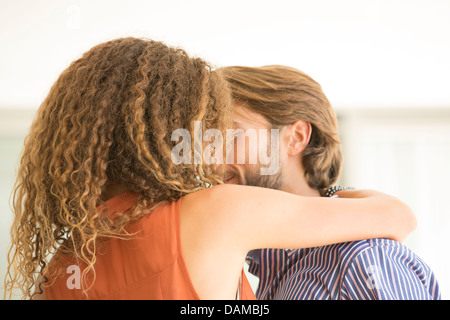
<box><xmin>287</xmin><ymin>120</ymin><xmax>312</xmax><ymax>156</ymax></box>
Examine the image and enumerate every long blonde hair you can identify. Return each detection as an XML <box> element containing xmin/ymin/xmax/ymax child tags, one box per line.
<box><xmin>4</xmin><ymin>37</ymin><xmax>232</xmax><ymax>299</ymax></box>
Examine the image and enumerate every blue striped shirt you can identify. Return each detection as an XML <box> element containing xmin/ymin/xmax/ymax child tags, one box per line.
<box><xmin>247</xmin><ymin>238</ymin><xmax>441</xmax><ymax>300</ymax></box>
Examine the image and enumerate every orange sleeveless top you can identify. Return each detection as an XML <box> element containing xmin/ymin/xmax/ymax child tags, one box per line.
<box><xmin>44</xmin><ymin>192</ymin><xmax>255</xmax><ymax>300</ymax></box>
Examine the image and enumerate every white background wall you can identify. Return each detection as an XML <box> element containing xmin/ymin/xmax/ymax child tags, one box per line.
<box><xmin>1</xmin><ymin>0</ymin><xmax>449</xmax><ymax>299</ymax></box>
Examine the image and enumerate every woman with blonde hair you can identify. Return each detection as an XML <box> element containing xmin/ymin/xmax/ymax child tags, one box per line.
<box><xmin>4</xmin><ymin>37</ymin><xmax>416</xmax><ymax>300</ymax></box>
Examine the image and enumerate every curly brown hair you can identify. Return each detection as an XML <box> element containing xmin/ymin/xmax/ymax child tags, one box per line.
<box><xmin>220</xmin><ymin>65</ymin><xmax>342</xmax><ymax>190</ymax></box>
<box><xmin>4</xmin><ymin>37</ymin><xmax>232</xmax><ymax>299</ymax></box>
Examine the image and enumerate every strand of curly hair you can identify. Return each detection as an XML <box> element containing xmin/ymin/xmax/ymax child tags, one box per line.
<box><xmin>4</xmin><ymin>37</ymin><xmax>232</xmax><ymax>299</ymax></box>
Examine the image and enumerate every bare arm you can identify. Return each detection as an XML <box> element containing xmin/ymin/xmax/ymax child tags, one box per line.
<box><xmin>180</xmin><ymin>184</ymin><xmax>416</xmax><ymax>299</ymax></box>
<box><xmin>205</xmin><ymin>185</ymin><xmax>416</xmax><ymax>252</ymax></box>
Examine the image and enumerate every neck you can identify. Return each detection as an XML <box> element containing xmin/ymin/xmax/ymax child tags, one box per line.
<box><xmin>280</xmin><ymin>178</ymin><xmax>321</xmax><ymax>197</ymax></box>
<box><xmin>279</xmin><ymin>164</ymin><xmax>321</xmax><ymax>197</ymax></box>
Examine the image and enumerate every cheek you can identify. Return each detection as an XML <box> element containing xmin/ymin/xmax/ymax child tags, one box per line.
<box><xmin>247</xmin><ymin>136</ymin><xmax>259</xmax><ymax>164</ymax></box>
<box><xmin>277</xmin><ymin>130</ymin><xmax>291</xmax><ymax>161</ymax></box>
<box><xmin>231</xmin><ymin>135</ymin><xmax>258</xmax><ymax>164</ymax></box>
<box><xmin>230</xmin><ymin>128</ymin><xmax>273</xmax><ymax>165</ymax></box>
<box><xmin>278</xmin><ymin>140</ymin><xmax>289</xmax><ymax>160</ymax></box>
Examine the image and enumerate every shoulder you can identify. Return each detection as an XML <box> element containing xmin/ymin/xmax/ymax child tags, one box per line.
<box><xmin>323</xmin><ymin>238</ymin><xmax>410</xmax><ymax>256</ymax></box>
<box><xmin>183</xmin><ymin>184</ymin><xmax>247</xmax><ymax>207</ymax></box>
<box><xmin>356</xmin><ymin>238</ymin><xmax>423</xmax><ymax>267</ymax></box>
<box><xmin>358</xmin><ymin>239</ymin><xmax>435</xmax><ymax>279</ymax></box>
<box><xmin>181</xmin><ymin>184</ymin><xmax>276</xmax><ymax>220</ymax></box>
<box><xmin>180</xmin><ymin>184</ymin><xmax>246</xmax><ymax>245</ymax></box>
<box><xmin>339</xmin><ymin>239</ymin><xmax>440</xmax><ymax>299</ymax></box>
<box><xmin>334</xmin><ymin>238</ymin><xmax>416</xmax><ymax>267</ymax></box>
<box><xmin>181</xmin><ymin>184</ymin><xmax>237</xmax><ymax>219</ymax></box>
<box><xmin>194</xmin><ymin>184</ymin><xmax>282</xmax><ymax>202</ymax></box>
<box><xmin>315</xmin><ymin>240</ymin><xmax>374</xmax><ymax>263</ymax></box>
<box><xmin>312</xmin><ymin>239</ymin><xmax>415</xmax><ymax>270</ymax></box>
<box><xmin>341</xmin><ymin>238</ymin><xmax>437</xmax><ymax>287</ymax></box>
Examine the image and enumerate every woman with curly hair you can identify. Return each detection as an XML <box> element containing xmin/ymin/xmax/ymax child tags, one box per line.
<box><xmin>4</xmin><ymin>37</ymin><xmax>416</xmax><ymax>300</ymax></box>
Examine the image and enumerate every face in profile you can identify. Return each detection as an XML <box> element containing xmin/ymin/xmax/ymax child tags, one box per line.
<box><xmin>224</xmin><ymin>104</ymin><xmax>284</xmax><ymax>190</ymax></box>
